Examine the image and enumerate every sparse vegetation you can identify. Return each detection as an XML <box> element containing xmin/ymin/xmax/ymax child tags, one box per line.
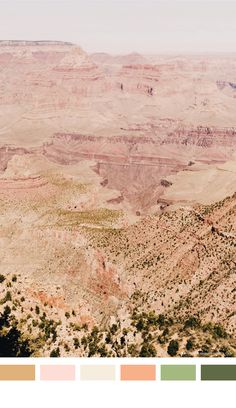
<box><xmin>0</xmin><ymin>180</ymin><xmax>235</xmax><ymax>357</ymax></box>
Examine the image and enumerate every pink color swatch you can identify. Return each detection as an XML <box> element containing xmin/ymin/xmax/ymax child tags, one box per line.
<box><xmin>40</xmin><ymin>365</ymin><xmax>75</xmax><ymax>381</ymax></box>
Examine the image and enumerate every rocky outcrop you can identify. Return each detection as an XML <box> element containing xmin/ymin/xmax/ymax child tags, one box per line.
<box><xmin>107</xmin><ymin>195</ymin><xmax>124</xmax><ymax>204</ymax></box>
<box><xmin>115</xmin><ymin>64</ymin><xmax>160</xmax><ymax>94</ymax></box>
<box><xmin>162</xmin><ymin>126</ymin><xmax>236</xmax><ymax>147</ymax></box>
<box><xmin>160</xmin><ymin>179</ymin><xmax>173</xmax><ymax>187</ymax></box>
<box><xmin>217</xmin><ymin>80</ymin><xmax>236</xmax><ymax>91</ymax></box>
<box><xmin>0</xmin><ymin>146</ymin><xmax>30</xmax><ymax>171</ymax></box>
<box><xmin>0</xmin><ymin>41</ymin><xmax>106</xmax><ymax>108</ymax></box>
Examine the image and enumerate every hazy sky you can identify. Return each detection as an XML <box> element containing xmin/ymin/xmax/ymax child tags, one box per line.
<box><xmin>0</xmin><ymin>0</ymin><xmax>236</xmax><ymax>54</ymax></box>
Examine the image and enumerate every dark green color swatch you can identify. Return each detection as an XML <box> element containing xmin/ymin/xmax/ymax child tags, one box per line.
<box><xmin>201</xmin><ymin>365</ymin><xmax>236</xmax><ymax>381</ymax></box>
<box><xmin>161</xmin><ymin>365</ymin><xmax>196</xmax><ymax>381</ymax></box>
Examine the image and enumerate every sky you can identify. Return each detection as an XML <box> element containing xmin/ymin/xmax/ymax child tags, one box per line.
<box><xmin>0</xmin><ymin>0</ymin><xmax>236</xmax><ymax>54</ymax></box>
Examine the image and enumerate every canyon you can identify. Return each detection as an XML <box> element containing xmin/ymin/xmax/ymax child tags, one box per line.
<box><xmin>0</xmin><ymin>41</ymin><xmax>235</xmax><ymax>357</ymax></box>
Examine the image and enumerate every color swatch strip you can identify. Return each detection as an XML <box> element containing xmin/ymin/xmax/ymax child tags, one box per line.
<box><xmin>0</xmin><ymin>365</ymin><xmax>35</xmax><ymax>381</ymax></box>
<box><xmin>120</xmin><ymin>365</ymin><xmax>156</xmax><ymax>381</ymax></box>
<box><xmin>201</xmin><ymin>365</ymin><xmax>236</xmax><ymax>381</ymax></box>
<box><xmin>161</xmin><ymin>365</ymin><xmax>196</xmax><ymax>381</ymax></box>
<box><xmin>0</xmin><ymin>363</ymin><xmax>235</xmax><ymax>381</ymax></box>
<box><xmin>40</xmin><ymin>365</ymin><xmax>75</xmax><ymax>381</ymax></box>
<box><xmin>80</xmin><ymin>365</ymin><xmax>116</xmax><ymax>381</ymax></box>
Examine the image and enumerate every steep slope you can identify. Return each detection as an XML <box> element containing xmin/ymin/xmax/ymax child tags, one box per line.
<box><xmin>0</xmin><ymin>192</ymin><xmax>235</xmax><ymax>357</ymax></box>
<box><xmin>89</xmin><ymin>193</ymin><xmax>236</xmax><ymax>336</ymax></box>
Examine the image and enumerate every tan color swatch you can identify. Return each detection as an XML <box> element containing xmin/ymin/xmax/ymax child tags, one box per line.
<box><xmin>0</xmin><ymin>365</ymin><xmax>35</xmax><ymax>381</ymax></box>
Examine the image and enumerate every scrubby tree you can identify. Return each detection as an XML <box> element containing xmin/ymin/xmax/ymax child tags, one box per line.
<box><xmin>186</xmin><ymin>338</ymin><xmax>194</xmax><ymax>351</ymax></box>
<box><xmin>50</xmin><ymin>347</ymin><xmax>60</xmax><ymax>357</ymax></box>
<box><xmin>167</xmin><ymin>340</ymin><xmax>179</xmax><ymax>356</ymax></box>
<box><xmin>0</xmin><ymin>274</ymin><xmax>6</xmax><ymax>283</ymax></box>
<box><xmin>139</xmin><ymin>342</ymin><xmax>157</xmax><ymax>357</ymax></box>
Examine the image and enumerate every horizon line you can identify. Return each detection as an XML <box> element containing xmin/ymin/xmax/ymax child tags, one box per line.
<box><xmin>0</xmin><ymin>39</ymin><xmax>236</xmax><ymax>56</ymax></box>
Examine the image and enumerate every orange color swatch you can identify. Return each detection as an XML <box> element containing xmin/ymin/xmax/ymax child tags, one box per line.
<box><xmin>120</xmin><ymin>365</ymin><xmax>156</xmax><ymax>381</ymax></box>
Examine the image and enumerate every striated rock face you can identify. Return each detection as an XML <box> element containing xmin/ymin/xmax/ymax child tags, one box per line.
<box><xmin>1</xmin><ymin>123</ymin><xmax>236</xmax><ymax>210</ymax></box>
<box><xmin>116</xmin><ymin>64</ymin><xmax>160</xmax><ymax>94</ymax></box>
<box><xmin>0</xmin><ymin>44</ymin><xmax>236</xmax><ymax>252</ymax></box>
<box><xmin>163</xmin><ymin>126</ymin><xmax>236</xmax><ymax>147</ymax></box>
<box><xmin>0</xmin><ymin>40</ymin><xmax>106</xmax><ymax>114</ymax></box>
<box><xmin>0</xmin><ymin>146</ymin><xmax>30</xmax><ymax>171</ymax></box>
<box><xmin>37</xmin><ymin>125</ymin><xmax>236</xmax><ymax>210</ymax></box>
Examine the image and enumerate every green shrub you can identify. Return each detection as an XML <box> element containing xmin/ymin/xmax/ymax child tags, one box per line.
<box><xmin>0</xmin><ymin>291</ymin><xmax>12</xmax><ymax>304</ymax></box>
<box><xmin>184</xmin><ymin>316</ymin><xmax>200</xmax><ymax>329</ymax></box>
<box><xmin>73</xmin><ymin>338</ymin><xmax>80</xmax><ymax>349</ymax></box>
<box><xmin>139</xmin><ymin>342</ymin><xmax>157</xmax><ymax>357</ymax></box>
<box><xmin>186</xmin><ymin>339</ymin><xmax>194</xmax><ymax>351</ymax></box>
<box><xmin>50</xmin><ymin>347</ymin><xmax>60</xmax><ymax>357</ymax></box>
<box><xmin>167</xmin><ymin>340</ymin><xmax>179</xmax><ymax>356</ymax></box>
<box><xmin>213</xmin><ymin>324</ymin><xmax>227</xmax><ymax>339</ymax></box>
<box><xmin>0</xmin><ymin>275</ymin><xmax>5</xmax><ymax>283</ymax></box>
